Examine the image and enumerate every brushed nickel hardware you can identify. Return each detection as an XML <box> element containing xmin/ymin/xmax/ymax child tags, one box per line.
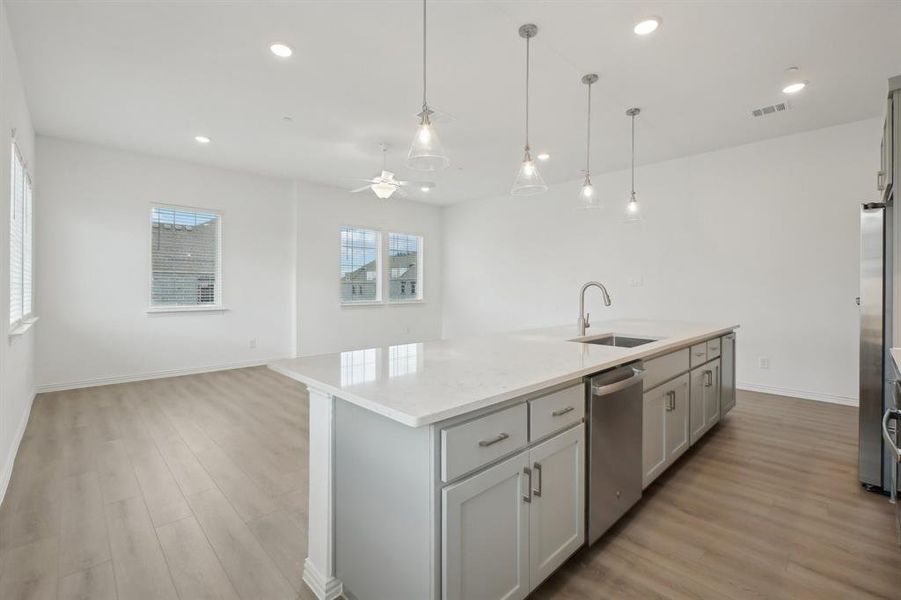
<box><xmin>704</xmin><ymin>370</ymin><xmax>713</xmax><ymax>387</ymax></box>
<box><xmin>666</xmin><ymin>390</ymin><xmax>676</xmax><ymax>411</ymax></box>
<box><xmin>577</xmin><ymin>281</ymin><xmax>612</xmax><ymax>336</ymax></box>
<box><xmin>552</xmin><ymin>406</ymin><xmax>575</xmax><ymax>417</ymax></box>
<box><xmin>523</xmin><ymin>466</ymin><xmax>532</xmax><ymax>503</ymax></box>
<box><xmin>533</xmin><ymin>462</ymin><xmax>543</xmax><ymax>497</ymax></box>
<box><xmin>478</xmin><ymin>432</ymin><xmax>509</xmax><ymax>447</ymax></box>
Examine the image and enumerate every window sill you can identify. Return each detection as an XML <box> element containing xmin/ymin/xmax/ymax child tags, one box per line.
<box><xmin>9</xmin><ymin>316</ymin><xmax>38</xmax><ymax>338</ymax></box>
<box><xmin>387</xmin><ymin>299</ymin><xmax>426</xmax><ymax>305</ymax></box>
<box><xmin>340</xmin><ymin>301</ymin><xmax>384</xmax><ymax>308</ymax></box>
<box><xmin>146</xmin><ymin>306</ymin><xmax>229</xmax><ymax>314</ymax></box>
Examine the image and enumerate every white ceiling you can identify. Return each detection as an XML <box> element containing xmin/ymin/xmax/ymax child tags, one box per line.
<box><xmin>6</xmin><ymin>1</ymin><xmax>901</xmax><ymax>205</ymax></box>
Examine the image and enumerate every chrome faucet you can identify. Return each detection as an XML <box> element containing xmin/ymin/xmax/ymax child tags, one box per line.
<box><xmin>578</xmin><ymin>281</ymin><xmax>612</xmax><ymax>336</ymax></box>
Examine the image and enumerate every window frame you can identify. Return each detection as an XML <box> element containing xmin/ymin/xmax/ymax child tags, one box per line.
<box><xmin>9</xmin><ymin>139</ymin><xmax>35</xmax><ymax>335</ymax></box>
<box><xmin>339</xmin><ymin>226</ymin><xmax>383</xmax><ymax>306</ymax></box>
<box><xmin>147</xmin><ymin>202</ymin><xmax>225</xmax><ymax>313</ymax></box>
<box><xmin>386</xmin><ymin>232</ymin><xmax>424</xmax><ymax>304</ymax></box>
<box><xmin>338</xmin><ymin>226</ymin><xmax>425</xmax><ymax>307</ymax></box>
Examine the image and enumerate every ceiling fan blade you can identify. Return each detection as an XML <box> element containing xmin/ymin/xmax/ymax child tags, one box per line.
<box><xmin>349</xmin><ymin>186</ymin><xmax>371</xmax><ymax>193</ymax></box>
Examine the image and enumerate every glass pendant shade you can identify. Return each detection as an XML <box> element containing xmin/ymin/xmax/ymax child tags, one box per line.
<box><xmin>625</xmin><ymin>194</ymin><xmax>642</xmax><ymax>221</ymax></box>
<box><xmin>407</xmin><ymin>111</ymin><xmax>449</xmax><ymax>171</ymax></box>
<box><xmin>511</xmin><ymin>148</ymin><xmax>548</xmax><ymax>196</ymax></box>
<box><xmin>578</xmin><ymin>174</ymin><xmax>600</xmax><ymax>209</ymax></box>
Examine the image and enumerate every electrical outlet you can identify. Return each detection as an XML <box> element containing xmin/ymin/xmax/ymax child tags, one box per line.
<box><xmin>249</xmin><ymin>339</ymin><xmax>257</xmax><ymax>349</ymax></box>
<box><xmin>629</xmin><ymin>276</ymin><xmax>644</xmax><ymax>288</ymax></box>
<box><xmin>758</xmin><ymin>356</ymin><xmax>770</xmax><ymax>369</ymax></box>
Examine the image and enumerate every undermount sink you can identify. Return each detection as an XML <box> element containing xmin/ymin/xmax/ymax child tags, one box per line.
<box><xmin>573</xmin><ymin>334</ymin><xmax>658</xmax><ymax>348</ymax></box>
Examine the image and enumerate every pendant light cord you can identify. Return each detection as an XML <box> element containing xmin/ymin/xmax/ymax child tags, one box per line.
<box><xmin>421</xmin><ymin>0</ymin><xmax>427</xmax><ymax>109</ymax></box>
<box><xmin>585</xmin><ymin>82</ymin><xmax>592</xmax><ymax>174</ymax></box>
<box><xmin>630</xmin><ymin>113</ymin><xmax>636</xmax><ymax>195</ymax></box>
<box><xmin>525</xmin><ymin>35</ymin><xmax>530</xmax><ymax>149</ymax></box>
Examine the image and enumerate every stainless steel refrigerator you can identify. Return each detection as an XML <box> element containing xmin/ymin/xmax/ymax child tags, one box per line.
<box><xmin>859</xmin><ymin>75</ymin><xmax>900</xmax><ymax>494</ymax></box>
<box><xmin>859</xmin><ymin>201</ymin><xmax>896</xmax><ymax>493</ymax></box>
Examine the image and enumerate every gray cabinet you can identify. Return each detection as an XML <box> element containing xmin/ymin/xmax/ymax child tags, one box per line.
<box><xmin>690</xmin><ymin>359</ymin><xmax>721</xmax><ymax>445</ymax></box>
<box><xmin>441</xmin><ymin>424</ymin><xmax>585</xmax><ymax>600</ymax></box>
<box><xmin>720</xmin><ymin>333</ymin><xmax>736</xmax><ymax>416</ymax></box>
<box><xmin>528</xmin><ymin>424</ymin><xmax>584</xmax><ymax>590</ymax></box>
<box><xmin>642</xmin><ymin>373</ymin><xmax>690</xmax><ymax>488</ymax></box>
<box><xmin>442</xmin><ymin>451</ymin><xmax>530</xmax><ymax>600</ymax></box>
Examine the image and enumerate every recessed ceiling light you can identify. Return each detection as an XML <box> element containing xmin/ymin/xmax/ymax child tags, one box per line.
<box><xmin>781</xmin><ymin>67</ymin><xmax>807</xmax><ymax>94</ymax></box>
<box><xmin>270</xmin><ymin>43</ymin><xmax>293</xmax><ymax>58</ymax></box>
<box><xmin>537</xmin><ymin>152</ymin><xmax>550</xmax><ymax>161</ymax></box>
<box><xmin>420</xmin><ymin>183</ymin><xmax>435</xmax><ymax>192</ymax></box>
<box><xmin>194</xmin><ymin>135</ymin><xmax>211</xmax><ymax>144</ymax></box>
<box><xmin>634</xmin><ymin>17</ymin><xmax>661</xmax><ymax>35</ymax></box>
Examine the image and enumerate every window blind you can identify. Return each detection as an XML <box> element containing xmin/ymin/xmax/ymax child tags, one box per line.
<box><xmin>340</xmin><ymin>226</ymin><xmax>379</xmax><ymax>302</ymax></box>
<box><xmin>151</xmin><ymin>206</ymin><xmax>221</xmax><ymax>307</ymax></box>
<box><xmin>9</xmin><ymin>142</ymin><xmax>31</xmax><ymax>326</ymax></box>
<box><xmin>388</xmin><ymin>232</ymin><xmax>421</xmax><ymax>301</ymax></box>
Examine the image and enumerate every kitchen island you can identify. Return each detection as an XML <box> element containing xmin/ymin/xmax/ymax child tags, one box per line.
<box><xmin>270</xmin><ymin>319</ymin><xmax>738</xmax><ymax>600</ymax></box>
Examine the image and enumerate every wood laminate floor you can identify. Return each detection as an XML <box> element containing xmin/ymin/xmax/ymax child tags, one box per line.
<box><xmin>0</xmin><ymin>368</ymin><xmax>898</xmax><ymax>599</ymax></box>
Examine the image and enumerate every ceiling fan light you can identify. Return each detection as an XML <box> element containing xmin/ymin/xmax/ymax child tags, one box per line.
<box><xmin>407</xmin><ymin>112</ymin><xmax>450</xmax><ymax>171</ymax></box>
<box><xmin>372</xmin><ymin>182</ymin><xmax>396</xmax><ymax>199</ymax></box>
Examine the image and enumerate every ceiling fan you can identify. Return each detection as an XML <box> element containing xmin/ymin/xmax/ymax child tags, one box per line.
<box><xmin>350</xmin><ymin>144</ymin><xmax>434</xmax><ymax>199</ymax></box>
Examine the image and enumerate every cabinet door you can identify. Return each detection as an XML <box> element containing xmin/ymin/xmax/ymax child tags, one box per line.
<box><xmin>690</xmin><ymin>367</ymin><xmax>707</xmax><ymax>445</ymax></box>
<box><xmin>705</xmin><ymin>359</ymin><xmax>721</xmax><ymax>429</ymax></box>
<box><xmin>642</xmin><ymin>386</ymin><xmax>668</xmax><ymax>488</ymax></box>
<box><xmin>442</xmin><ymin>451</ymin><xmax>530</xmax><ymax>600</ymax></box>
<box><xmin>720</xmin><ymin>334</ymin><xmax>736</xmax><ymax>416</ymax></box>
<box><xmin>665</xmin><ymin>374</ymin><xmax>691</xmax><ymax>464</ymax></box>
<box><xmin>528</xmin><ymin>424</ymin><xmax>584</xmax><ymax>591</ymax></box>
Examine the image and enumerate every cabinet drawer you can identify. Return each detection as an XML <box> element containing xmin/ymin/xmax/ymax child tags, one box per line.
<box><xmin>529</xmin><ymin>384</ymin><xmax>584</xmax><ymax>441</ymax></box>
<box><xmin>644</xmin><ymin>348</ymin><xmax>689</xmax><ymax>391</ymax></box>
<box><xmin>707</xmin><ymin>338</ymin><xmax>721</xmax><ymax>359</ymax></box>
<box><xmin>441</xmin><ymin>404</ymin><xmax>528</xmax><ymax>482</ymax></box>
<box><xmin>689</xmin><ymin>343</ymin><xmax>708</xmax><ymax>368</ymax></box>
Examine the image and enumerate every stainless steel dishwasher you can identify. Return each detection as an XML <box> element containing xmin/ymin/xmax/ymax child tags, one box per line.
<box><xmin>586</xmin><ymin>361</ymin><xmax>644</xmax><ymax>545</ymax></box>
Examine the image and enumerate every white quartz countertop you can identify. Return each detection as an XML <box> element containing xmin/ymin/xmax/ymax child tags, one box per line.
<box><xmin>270</xmin><ymin>319</ymin><xmax>738</xmax><ymax>427</ymax></box>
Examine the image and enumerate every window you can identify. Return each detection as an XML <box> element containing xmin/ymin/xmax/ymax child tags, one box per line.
<box><xmin>151</xmin><ymin>206</ymin><xmax>221</xmax><ymax>309</ymax></box>
<box><xmin>9</xmin><ymin>141</ymin><xmax>33</xmax><ymax>328</ymax></box>
<box><xmin>340</xmin><ymin>227</ymin><xmax>380</xmax><ymax>303</ymax></box>
<box><xmin>388</xmin><ymin>233</ymin><xmax>422</xmax><ymax>302</ymax></box>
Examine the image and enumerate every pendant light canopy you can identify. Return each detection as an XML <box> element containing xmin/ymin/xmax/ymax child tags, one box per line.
<box><xmin>579</xmin><ymin>73</ymin><xmax>599</xmax><ymax>209</ymax></box>
<box><xmin>625</xmin><ymin>107</ymin><xmax>642</xmax><ymax>221</ymax></box>
<box><xmin>407</xmin><ymin>0</ymin><xmax>449</xmax><ymax>171</ymax></box>
<box><xmin>511</xmin><ymin>24</ymin><xmax>548</xmax><ymax>196</ymax></box>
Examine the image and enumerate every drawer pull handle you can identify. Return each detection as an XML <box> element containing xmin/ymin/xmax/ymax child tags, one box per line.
<box><xmin>523</xmin><ymin>467</ymin><xmax>532</xmax><ymax>503</ymax></box>
<box><xmin>552</xmin><ymin>406</ymin><xmax>575</xmax><ymax>417</ymax></box>
<box><xmin>478</xmin><ymin>432</ymin><xmax>509</xmax><ymax>447</ymax></box>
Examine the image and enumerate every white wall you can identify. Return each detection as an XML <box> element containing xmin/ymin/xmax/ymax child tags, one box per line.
<box><xmin>442</xmin><ymin>118</ymin><xmax>882</xmax><ymax>405</ymax></box>
<box><xmin>0</xmin><ymin>0</ymin><xmax>36</xmax><ymax>501</ymax></box>
<box><xmin>296</xmin><ymin>180</ymin><xmax>442</xmax><ymax>356</ymax></box>
<box><xmin>35</xmin><ymin>137</ymin><xmax>296</xmax><ymax>390</ymax></box>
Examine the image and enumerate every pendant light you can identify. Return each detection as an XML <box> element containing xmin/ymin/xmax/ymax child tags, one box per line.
<box><xmin>407</xmin><ymin>0</ymin><xmax>449</xmax><ymax>171</ymax></box>
<box><xmin>578</xmin><ymin>73</ymin><xmax>599</xmax><ymax>208</ymax></box>
<box><xmin>625</xmin><ymin>107</ymin><xmax>642</xmax><ymax>221</ymax></box>
<box><xmin>511</xmin><ymin>24</ymin><xmax>548</xmax><ymax>196</ymax></box>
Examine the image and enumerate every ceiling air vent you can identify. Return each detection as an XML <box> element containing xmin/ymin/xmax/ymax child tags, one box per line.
<box><xmin>751</xmin><ymin>101</ymin><xmax>790</xmax><ymax>118</ymax></box>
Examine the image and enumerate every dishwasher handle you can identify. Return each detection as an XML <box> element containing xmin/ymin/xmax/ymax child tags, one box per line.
<box><xmin>591</xmin><ymin>367</ymin><xmax>645</xmax><ymax>396</ymax></box>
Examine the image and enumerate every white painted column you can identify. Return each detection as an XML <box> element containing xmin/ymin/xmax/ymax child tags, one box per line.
<box><xmin>303</xmin><ymin>387</ymin><xmax>343</xmax><ymax>600</ymax></box>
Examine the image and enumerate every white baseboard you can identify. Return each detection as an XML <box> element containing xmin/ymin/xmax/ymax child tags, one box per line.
<box><xmin>35</xmin><ymin>356</ymin><xmax>292</xmax><ymax>394</ymax></box>
<box><xmin>737</xmin><ymin>381</ymin><xmax>858</xmax><ymax>407</ymax></box>
<box><xmin>0</xmin><ymin>389</ymin><xmax>36</xmax><ymax>508</ymax></box>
